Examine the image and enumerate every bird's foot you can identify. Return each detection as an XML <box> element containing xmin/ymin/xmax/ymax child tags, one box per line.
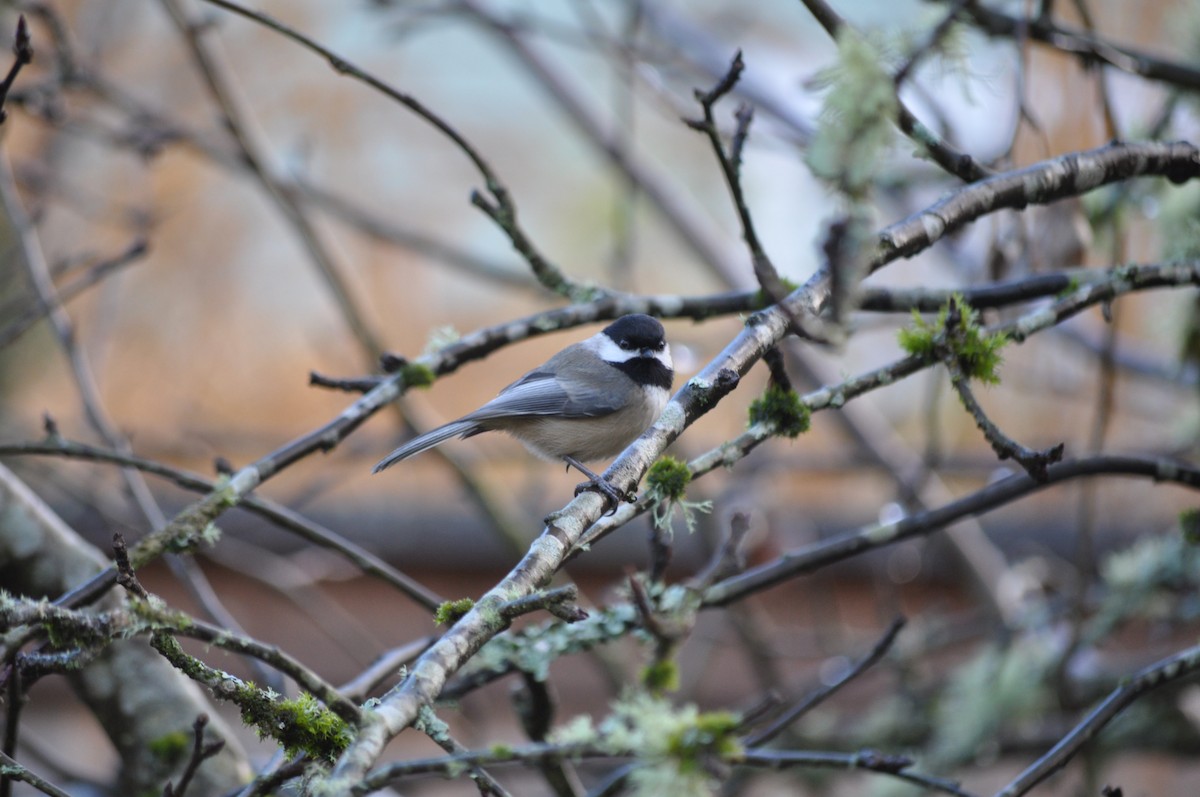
<box><xmin>562</xmin><ymin>455</ymin><xmax>634</xmax><ymax>515</ymax></box>
<box><xmin>574</xmin><ymin>477</ymin><xmax>635</xmax><ymax>515</ymax></box>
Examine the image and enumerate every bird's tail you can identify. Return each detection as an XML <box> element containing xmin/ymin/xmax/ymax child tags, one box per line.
<box><xmin>372</xmin><ymin>420</ymin><xmax>482</xmax><ymax>473</ymax></box>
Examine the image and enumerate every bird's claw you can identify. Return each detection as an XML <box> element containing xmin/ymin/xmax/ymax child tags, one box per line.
<box><xmin>574</xmin><ymin>478</ymin><xmax>635</xmax><ymax>515</ymax></box>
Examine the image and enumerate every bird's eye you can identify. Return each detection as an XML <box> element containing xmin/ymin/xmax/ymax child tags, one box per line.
<box><xmin>619</xmin><ymin>338</ymin><xmax>631</xmax><ymax>349</ymax></box>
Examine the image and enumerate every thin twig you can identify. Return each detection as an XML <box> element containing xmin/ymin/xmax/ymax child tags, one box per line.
<box><xmin>232</xmin><ymin>758</ymin><xmax>307</xmax><ymax>797</ymax></box>
<box><xmin>498</xmin><ymin>586</ymin><xmax>588</xmax><ymax>624</ymax></box>
<box><xmin>162</xmin><ymin>715</ymin><xmax>225</xmax><ymax>797</ymax></box>
<box><xmin>946</xmin><ymin>351</ymin><xmax>1065</xmax><ymax>480</ymax></box>
<box><xmin>198</xmin><ymin>0</ymin><xmax>581</xmax><ymax>299</ymax></box>
<box><xmin>457</xmin><ymin>0</ymin><xmax>741</xmax><ymax>286</ymax></box>
<box><xmin>941</xmin><ymin>303</ymin><xmax>1064</xmax><ymax>481</ymax></box>
<box><xmin>308</xmin><ymin>372</ymin><xmax>387</xmax><ymax>394</ymax></box>
<box><xmin>111</xmin><ymin>533</ymin><xmax>149</xmax><ymax>600</ymax></box>
<box><xmin>338</xmin><ymin>638</ymin><xmax>436</xmax><ymax>702</ymax></box>
<box><xmin>797</xmin><ymin>0</ymin><xmax>991</xmax><ymax>182</ymax></box>
<box><xmin>416</xmin><ymin>709</ymin><xmax>514</xmax><ymax>797</ymax></box>
<box><xmin>0</xmin><ymin>438</ymin><xmax>444</xmax><ymax>611</ymax></box>
<box><xmin>744</xmin><ymin>617</ymin><xmax>906</xmax><ymax>746</ymax></box>
<box><xmin>0</xmin><ymin>660</ymin><xmax>23</xmax><ymax>797</ymax></box>
<box><xmin>0</xmin><ymin>751</ymin><xmax>71</xmax><ymax>797</ymax></box>
<box><xmin>892</xmin><ymin>0</ymin><xmax>972</xmax><ymax>86</ymax></box>
<box><xmin>0</xmin><ymin>16</ymin><xmax>32</xmax><ymax>124</ymax></box>
<box><xmin>687</xmin><ymin>51</ymin><xmax>827</xmax><ymax>341</ymax></box>
<box><xmin>0</xmin><ymin>237</ymin><xmax>149</xmax><ymax>350</ymax></box>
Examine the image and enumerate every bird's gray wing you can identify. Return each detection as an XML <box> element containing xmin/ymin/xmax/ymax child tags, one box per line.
<box><xmin>463</xmin><ymin>370</ymin><xmax>622</xmax><ymax>421</ymax></box>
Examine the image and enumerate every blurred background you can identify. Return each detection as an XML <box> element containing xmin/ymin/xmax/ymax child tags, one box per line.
<box><xmin>1</xmin><ymin>0</ymin><xmax>1200</xmax><ymax>794</ymax></box>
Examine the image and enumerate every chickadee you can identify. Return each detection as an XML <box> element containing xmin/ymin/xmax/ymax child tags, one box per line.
<box><xmin>373</xmin><ymin>314</ymin><xmax>674</xmax><ymax>505</ymax></box>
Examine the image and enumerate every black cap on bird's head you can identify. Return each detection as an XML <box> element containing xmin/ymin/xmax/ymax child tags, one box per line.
<box><xmin>603</xmin><ymin>314</ymin><xmax>666</xmax><ymax>353</ymax></box>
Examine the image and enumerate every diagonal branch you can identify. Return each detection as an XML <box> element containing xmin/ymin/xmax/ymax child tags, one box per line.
<box><xmin>701</xmin><ymin>456</ymin><xmax>1200</xmax><ymax>607</ymax></box>
<box><xmin>994</xmin><ymin>640</ymin><xmax>1200</xmax><ymax>797</ymax></box>
<box><xmin>945</xmin><ymin>355</ymin><xmax>1064</xmax><ymax>481</ymax></box>
<box><xmin>940</xmin><ymin>301</ymin><xmax>1064</xmax><ymax>481</ymax></box>
<box><xmin>956</xmin><ymin>0</ymin><xmax>1200</xmax><ymax>92</ymax></box>
<box><xmin>870</xmin><ymin>140</ymin><xmax>1199</xmax><ymax>269</ymax></box>
<box><xmin>0</xmin><ymin>237</ymin><xmax>148</xmax><ymax>350</ymax></box>
<box><xmin>744</xmin><ymin>617</ymin><xmax>906</xmax><ymax>746</ymax></box>
<box><xmin>0</xmin><ymin>751</ymin><xmax>71</xmax><ymax>797</ymax></box>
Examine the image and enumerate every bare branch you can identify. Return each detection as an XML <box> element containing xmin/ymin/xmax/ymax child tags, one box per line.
<box><xmin>702</xmin><ymin>456</ymin><xmax>1200</xmax><ymax>607</ymax></box>
<box><xmin>0</xmin><ymin>16</ymin><xmax>33</xmax><ymax>125</ymax></box>
<box><xmin>744</xmin><ymin>617</ymin><xmax>906</xmax><ymax>746</ymax></box>
<box><xmin>956</xmin><ymin>0</ymin><xmax>1200</xmax><ymax>91</ymax></box>
<box><xmin>0</xmin><ymin>438</ymin><xmax>444</xmax><ymax>611</ymax></box>
<box><xmin>0</xmin><ymin>751</ymin><xmax>71</xmax><ymax>797</ymax></box>
<box><xmin>162</xmin><ymin>715</ymin><xmax>225</xmax><ymax>797</ymax></box>
<box><xmin>995</xmin><ymin>641</ymin><xmax>1200</xmax><ymax>797</ymax></box>
<box><xmin>872</xmin><ymin>141</ymin><xmax>1199</xmax><ymax>269</ymax></box>
<box><xmin>0</xmin><ymin>237</ymin><xmax>148</xmax><ymax>350</ymax></box>
<box><xmin>687</xmin><ymin>51</ymin><xmax>828</xmax><ymax>341</ymax></box>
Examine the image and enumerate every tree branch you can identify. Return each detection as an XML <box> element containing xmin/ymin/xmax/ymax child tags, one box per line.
<box><xmin>702</xmin><ymin>456</ymin><xmax>1200</xmax><ymax>607</ymax></box>
<box><xmin>744</xmin><ymin>617</ymin><xmax>906</xmax><ymax>746</ymax></box>
<box><xmin>995</xmin><ymin>640</ymin><xmax>1200</xmax><ymax>797</ymax></box>
<box><xmin>955</xmin><ymin>0</ymin><xmax>1200</xmax><ymax>91</ymax></box>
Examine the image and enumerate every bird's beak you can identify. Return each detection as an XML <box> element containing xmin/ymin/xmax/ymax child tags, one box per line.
<box><xmin>645</xmin><ymin>343</ymin><xmax>670</xmax><ymax>359</ymax></box>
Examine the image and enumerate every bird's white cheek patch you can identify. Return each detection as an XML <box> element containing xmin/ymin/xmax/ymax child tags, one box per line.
<box><xmin>590</xmin><ymin>334</ymin><xmax>634</xmax><ymax>362</ymax></box>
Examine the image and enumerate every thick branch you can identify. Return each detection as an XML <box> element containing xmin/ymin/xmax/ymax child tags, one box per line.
<box><xmin>872</xmin><ymin>140</ymin><xmax>1200</xmax><ymax>269</ymax></box>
